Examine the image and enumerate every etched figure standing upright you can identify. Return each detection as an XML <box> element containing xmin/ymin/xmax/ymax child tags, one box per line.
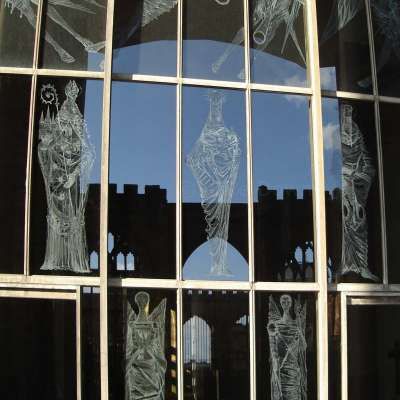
<box><xmin>340</xmin><ymin>104</ymin><xmax>378</xmax><ymax>281</ymax></box>
<box><xmin>268</xmin><ymin>294</ymin><xmax>307</xmax><ymax>400</ymax></box>
<box><xmin>38</xmin><ymin>81</ymin><xmax>94</xmax><ymax>272</ymax></box>
<box><xmin>125</xmin><ymin>291</ymin><xmax>167</xmax><ymax>400</ymax></box>
<box><xmin>187</xmin><ymin>90</ymin><xmax>241</xmax><ymax>277</ymax></box>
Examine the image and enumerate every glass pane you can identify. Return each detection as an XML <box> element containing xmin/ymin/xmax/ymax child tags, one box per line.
<box><xmin>183</xmin><ymin>290</ymin><xmax>250</xmax><ymax>400</ymax></box>
<box><xmin>183</xmin><ymin>0</ymin><xmax>245</xmax><ymax>82</ymax></box>
<box><xmin>108</xmin><ymin>288</ymin><xmax>177</xmax><ymax>400</ymax></box>
<box><xmin>380</xmin><ymin>102</ymin><xmax>400</xmax><ymax>283</ymax></box>
<box><xmin>0</xmin><ymin>1</ymin><xmax>37</xmax><ymax>67</ymax></box>
<box><xmin>328</xmin><ymin>293</ymin><xmax>341</xmax><ymax>400</ymax></box>
<box><xmin>317</xmin><ymin>0</ymin><xmax>372</xmax><ymax>93</ymax></box>
<box><xmin>250</xmin><ymin>0</ymin><xmax>308</xmax><ymax>86</ymax></box>
<box><xmin>39</xmin><ymin>0</ymin><xmax>107</xmax><ymax>71</ymax></box>
<box><xmin>323</xmin><ymin>98</ymin><xmax>382</xmax><ymax>283</ymax></box>
<box><xmin>347</xmin><ymin>303</ymin><xmax>400</xmax><ymax>400</ymax></box>
<box><xmin>0</xmin><ymin>76</ymin><xmax>31</xmax><ymax>274</ymax></box>
<box><xmin>255</xmin><ymin>292</ymin><xmax>317</xmax><ymax>400</ymax></box>
<box><xmin>182</xmin><ymin>87</ymin><xmax>248</xmax><ymax>281</ymax></box>
<box><xmin>112</xmin><ymin>0</ymin><xmax>177</xmax><ymax>76</ymax></box>
<box><xmin>30</xmin><ymin>78</ymin><xmax>103</xmax><ymax>276</ymax></box>
<box><xmin>109</xmin><ymin>82</ymin><xmax>176</xmax><ymax>279</ymax></box>
<box><xmin>0</xmin><ymin>298</ymin><xmax>76</xmax><ymax>400</ymax></box>
<box><xmin>82</xmin><ymin>287</ymin><xmax>100</xmax><ymax>400</ymax></box>
<box><xmin>371</xmin><ymin>0</ymin><xmax>400</xmax><ymax>97</ymax></box>
<box><xmin>252</xmin><ymin>92</ymin><xmax>313</xmax><ymax>282</ymax></box>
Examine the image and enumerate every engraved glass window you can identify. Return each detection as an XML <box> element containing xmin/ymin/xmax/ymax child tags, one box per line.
<box><xmin>112</xmin><ymin>0</ymin><xmax>177</xmax><ymax>76</ymax></box>
<box><xmin>183</xmin><ymin>0</ymin><xmax>245</xmax><ymax>82</ymax></box>
<box><xmin>108</xmin><ymin>288</ymin><xmax>177</xmax><ymax>400</ymax></box>
<box><xmin>0</xmin><ymin>0</ymin><xmax>37</xmax><ymax>67</ymax></box>
<box><xmin>255</xmin><ymin>292</ymin><xmax>317</xmax><ymax>400</ymax></box>
<box><xmin>252</xmin><ymin>92</ymin><xmax>314</xmax><ymax>282</ymax></box>
<box><xmin>0</xmin><ymin>75</ymin><xmax>31</xmax><ymax>274</ymax></box>
<box><xmin>183</xmin><ymin>290</ymin><xmax>250</xmax><ymax>400</ymax></box>
<box><xmin>347</xmin><ymin>301</ymin><xmax>400</xmax><ymax>400</ymax></box>
<box><xmin>30</xmin><ymin>78</ymin><xmax>103</xmax><ymax>276</ymax></box>
<box><xmin>182</xmin><ymin>86</ymin><xmax>248</xmax><ymax>281</ymax></box>
<box><xmin>380</xmin><ymin>102</ymin><xmax>400</xmax><ymax>283</ymax></box>
<box><xmin>249</xmin><ymin>0</ymin><xmax>308</xmax><ymax>86</ymax></box>
<box><xmin>39</xmin><ymin>0</ymin><xmax>107</xmax><ymax>71</ymax></box>
<box><xmin>316</xmin><ymin>0</ymin><xmax>373</xmax><ymax>93</ymax></box>
<box><xmin>109</xmin><ymin>82</ymin><xmax>176</xmax><ymax>279</ymax></box>
<box><xmin>0</xmin><ymin>298</ymin><xmax>76</xmax><ymax>400</ymax></box>
<box><xmin>371</xmin><ymin>0</ymin><xmax>400</xmax><ymax>97</ymax></box>
<box><xmin>323</xmin><ymin>98</ymin><xmax>382</xmax><ymax>283</ymax></box>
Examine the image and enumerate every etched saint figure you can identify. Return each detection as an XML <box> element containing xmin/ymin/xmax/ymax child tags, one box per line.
<box><xmin>4</xmin><ymin>0</ymin><xmax>105</xmax><ymax>64</ymax></box>
<box><xmin>125</xmin><ymin>292</ymin><xmax>167</xmax><ymax>400</ymax></box>
<box><xmin>340</xmin><ymin>104</ymin><xmax>378</xmax><ymax>281</ymax></box>
<box><xmin>212</xmin><ymin>0</ymin><xmax>305</xmax><ymax>79</ymax></box>
<box><xmin>268</xmin><ymin>294</ymin><xmax>307</xmax><ymax>400</ymax></box>
<box><xmin>186</xmin><ymin>90</ymin><xmax>241</xmax><ymax>276</ymax></box>
<box><xmin>38</xmin><ymin>81</ymin><xmax>94</xmax><ymax>272</ymax></box>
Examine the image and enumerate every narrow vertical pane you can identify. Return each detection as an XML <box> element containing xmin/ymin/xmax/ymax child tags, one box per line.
<box><xmin>182</xmin><ymin>86</ymin><xmax>248</xmax><ymax>281</ymax></box>
<box><xmin>328</xmin><ymin>293</ymin><xmax>341</xmax><ymax>400</ymax></box>
<box><xmin>109</xmin><ymin>82</ymin><xmax>176</xmax><ymax>279</ymax></box>
<box><xmin>316</xmin><ymin>0</ymin><xmax>372</xmax><ymax>93</ymax></box>
<box><xmin>30</xmin><ymin>78</ymin><xmax>103</xmax><ymax>276</ymax></box>
<box><xmin>112</xmin><ymin>0</ymin><xmax>177</xmax><ymax>76</ymax></box>
<box><xmin>371</xmin><ymin>0</ymin><xmax>400</xmax><ymax>97</ymax></box>
<box><xmin>252</xmin><ymin>92</ymin><xmax>314</xmax><ymax>282</ymax></box>
<box><xmin>255</xmin><ymin>292</ymin><xmax>317</xmax><ymax>400</ymax></box>
<box><xmin>0</xmin><ymin>298</ymin><xmax>76</xmax><ymax>400</ymax></box>
<box><xmin>82</xmin><ymin>287</ymin><xmax>100</xmax><ymax>400</ymax></box>
<box><xmin>183</xmin><ymin>0</ymin><xmax>245</xmax><ymax>82</ymax></box>
<box><xmin>0</xmin><ymin>1</ymin><xmax>37</xmax><ymax>67</ymax></box>
<box><xmin>183</xmin><ymin>290</ymin><xmax>250</xmax><ymax>400</ymax></box>
<box><xmin>249</xmin><ymin>0</ymin><xmax>308</xmax><ymax>86</ymax></box>
<box><xmin>108</xmin><ymin>288</ymin><xmax>177</xmax><ymax>400</ymax></box>
<box><xmin>323</xmin><ymin>98</ymin><xmax>382</xmax><ymax>283</ymax></box>
<box><xmin>39</xmin><ymin>0</ymin><xmax>107</xmax><ymax>71</ymax></box>
<box><xmin>0</xmin><ymin>76</ymin><xmax>31</xmax><ymax>274</ymax></box>
<box><xmin>380</xmin><ymin>102</ymin><xmax>400</xmax><ymax>283</ymax></box>
<box><xmin>347</xmin><ymin>304</ymin><xmax>400</xmax><ymax>400</ymax></box>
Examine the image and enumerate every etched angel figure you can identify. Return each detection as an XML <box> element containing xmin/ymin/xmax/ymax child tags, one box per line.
<box><xmin>340</xmin><ymin>104</ymin><xmax>378</xmax><ymax>281</ymax></box>
<box><xmin>38</xmin><ymin>81</ymin><xmax>94</xmax><ymax>272</ymax></box>
<box><xmin>268</xmin><ymin>294</ymin><xmax>307</xmax><ymax>400</ymax></box>
<box><xmin>125</xmin><ymin>292</ymin><xmax>167</xmax><ymax>400</ymax></box>
<box><xmin>186</xmin><ymin>90</ymin><xmax>241</xmax><ymax>277</ymax></box>
<box><xmin>4</xmin><ymin>0</ymin><xmax>105</xmax><ymax>64</ymax></box>
<box><xmin>212</xmin><ymin>0</ymin><xmax>305</xmax><ymax>79</ymax></box>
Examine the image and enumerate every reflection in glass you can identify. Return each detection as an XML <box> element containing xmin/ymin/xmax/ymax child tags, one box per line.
<box><xmin>108</xmin><ymin>288</ymin><xmax>177</xmax><ymax>400</ymax></box>
<box><xmin>40</xmin><ymin>0</ymin><xmax>107</xmax><ymax>71</ymax></box>
<box><xmin>323</xmin><ymin>98</ymin><xmax>382</xmax><ymax>282</ymax></box>
<box><xmin>126</xmin><ymin>292</ymin><xmax>167</xmax><ymax>400</ymax></box>
<box><xmin>183</xmin><ymin>290</ymin><xmax>250</xmax><ymax>400</ymax></box>
<box><xmin>30</xmin><ymin>78</ymin><xmax>103</xmax><ymax>275</ymax></box>
<box><xmin>0</xmin><ymin>0</ymin><xmax>37</xmax><ymax>66</ymax></box>
<box><xmin>371</xmin><ymin>0</ymin><xmax>400</xmax><ymax>97</ymax></box>
<box><xmin>347</xmin><ymin>304</ymin><xmax>400</xmax><ymax>400</ymax></box>
<box><xmin>183</xmin><ymin>87</ymin><xmax>248</xmax><ymax>281</ymax></box>
<box><xmin>317</xmin><ymin>0</ymin><xmax>372</xmax><ymax>93</ymax></box>
<box><xmin>380</xmin><ymin>103</ymin><xmax>400</xmax><ymax>283</ymax></box>
<box><xmin>112</xmin><ymin>0</ymin><xmax>177</xmax><ymax>76</ymax></box>
<box><xmin>0</xmin><ymin>298</ymin><xmax>76</xmax><ymax>400</ymax></box>
<box><xmin>38</xmin><ymin>81</ymin><xmax>94</xmax><ymax>273</ymax></box>
<box><xmin>252</xmin><ymin>92</ymin><xmax>313</xmax><ymax>282</ymax></box>
<box><xmin>109</xmin><ymin>82</ymin><xmax>176</xmax><ymax>279</ymax></box>
<box><xmin>183</xmin><ymin>0</ymin><xmax>245</xmax><ymax>81</ymax></box>
<box><xmin>250</xmin><ymin>0</ymin><xmax>307</xmax><ymax>86</ymax></box>
<box><xmin>328</xmin><ymin>294</ymin><xmax>341</xmax><ymax>400</ymax></box>
<box><xmin>0</xmin><ymin>76</ymin><xmax>31</xmax><ymax>274</ymax></box>
<box><xmin>256</xmin><ymin>292</ymin><xmax>317</xmax><ymax>400</ymax></box>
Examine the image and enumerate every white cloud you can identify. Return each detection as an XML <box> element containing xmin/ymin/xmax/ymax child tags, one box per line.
<box><xmin>320</xmin><ymin>67</ymin><xmax>337</xmax><ymax>90</ymax></box>
<box><xmin>283</xmin><ymin>74</ymin><xmax>308</xmax><ymax>107</ymax></box>
<box><xmin>283</xmin><ymin>74</ymin><xmax>307</xmax><ymax>87</ymax></box>
<box><xmin>323</xmin><ymin>122</ymin><xmax>341</xmax><ymax>150</ymax></box>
